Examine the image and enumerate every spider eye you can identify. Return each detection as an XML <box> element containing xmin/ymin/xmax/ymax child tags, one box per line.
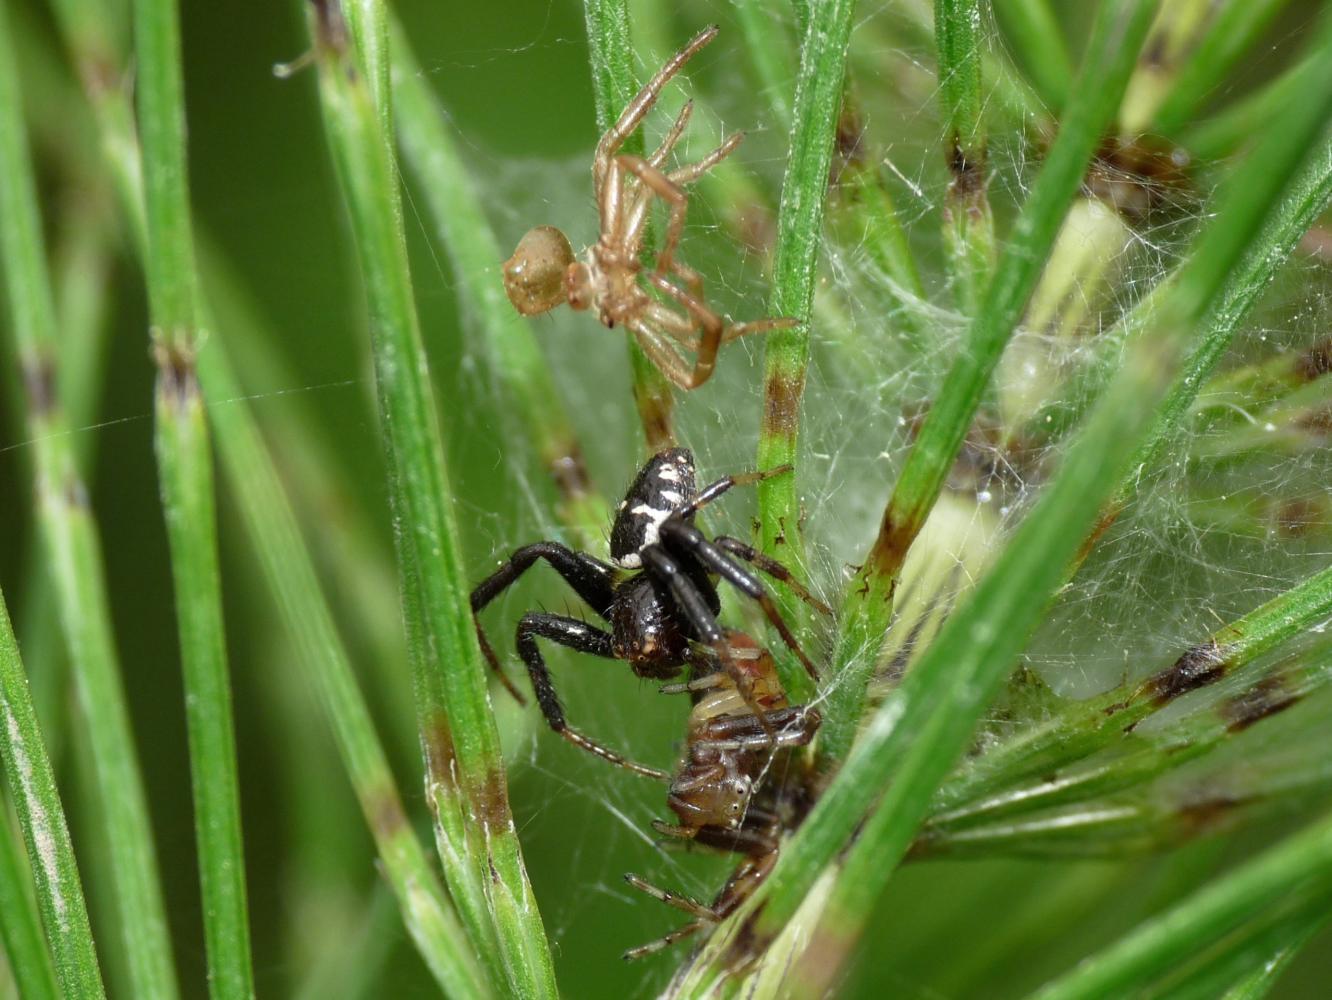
<box><xmin>504</xmin><ymin>226</ymin><xmax>575</xmax><ymax>316</ymax></box>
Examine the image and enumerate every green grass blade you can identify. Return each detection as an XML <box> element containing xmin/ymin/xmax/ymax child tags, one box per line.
<box><xmin>131</xmin><ymin>0</ymin><xmax>254</xmax><ymax>992</ymax></box>
<box><xmin>0</xmin><ymin>807</ymin><xmax>58</xmax><ymax>1000</ymax></box>
<box><xmin>582</xmin><ymin>0</ymin><xmax>677</xmax><ymax>452</ymax></box>
<box><xmin>389</xmin><ymin>22</ymin><xmax>609</xmax><ymax>549</ymax></box>
<box><xmin>0</xmin><ymin>6</ymin><xmax>178</xmax><ymax>996</ymax></box>
<box><xmin>935</xmin><ymin>0</ymin><xmax>996</xmax><ymax>314</ymax></box>
<box><xmin>304</xmin><ymin>4</ymin><xmax>555</xmax><ymax>994</ymax></box>
<box><xmin>199</xmin><ymin>343</ymin><xmax>493</xmax><ymax>998</ymax></box>
<box><xmin>0</xmin><ymin>590</ymin><xmax>103</xmax><ymax>998</ymax></box>
<box><xmin>822</xmin><ymin>0</ymin><xmax>1158</xmax><ymax>763</ymax></box>
<box><xmin>730</xmin><ymin>0</ymin><xmax>796</xmax><ymax>126</ymax></box>
<box><xmin>1029</xmin><ymin>810</ymin><xmax>1332</xmax><ymax>1000</ymax></box>
<box><xmin>1150</xmin><ymin>0</ymin><xmax>1292</xmax><ymax>137</ymax></box>
<box><xmin>755</xmin><ymin>0</ymin><xmax>858</xmax><ymax>702</ymax></box>
<box><xmin>1178</xmin><ymin>54</ymin><xmax>1314</xmax><ymax>161</ymax></box>
<box><xmin>993</xmin><ymin>0</ymin><xmax>1072</xmax><ymax>109</ymax></box>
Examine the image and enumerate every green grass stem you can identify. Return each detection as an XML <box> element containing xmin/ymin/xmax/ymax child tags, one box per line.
<box><xmin>132</xmin><ymin>0</ymin><xmax>253</xmax><ymax>992</ymax></box>
<box><xmin>935</xmin><ymin>0</ymin><xmax>996</xmax><ymax>315</ymax></box>
<box><xmin>730</xmin><ymin>0</ymin><xmax>796</xmax><ymax>126</ymax></box>
<box><xmin>0</xmin><ymin>6</ymin><xmax>178</xmax><ymax>995</ymax></box>
<box><xmin>390</xmin><ymin>23</ymin><xmax>610</xmax><ymax>549</ymax></box>
<box><xmin>1150</xmin><ymin>0</ymin><xmax>1293</xmax><ymax>137</ymax></box>
<box><xmin>305</xmin><ymin>4</ymin><xmax>555</xmax><ymax>994</ymax></box>
<box><xmin>993</xmin><ymin>0</ymin><xmax>1073</xmax><ymax>110</ymax></box>
<box><xmin>1029</xmin><ymin>809</ymin><xmax>1332</xmax><ymax>1000</ymax></box>
<box><xmin>0</xmin><ymin>590</ymin><xmax>103</xmax><ymax>998</ymax></box>
<box><xmin>754</xmin><ymin>0</ymin><xmax>858</xmax><ymax>703</ymax></box>
<box><xmin>1178</xmin><ymin>54</ymin><xmax>1315</xmax><ymax>161</ymax></box>
<box><xmin>821</xmin><ymin>0</ymin><xmax>1158</xmax><ymax>764</ymax></box>
<box><xmin>0</xmin><ymin>809</ymin><xmax>59</xmax><ymax>1000</ymax></box>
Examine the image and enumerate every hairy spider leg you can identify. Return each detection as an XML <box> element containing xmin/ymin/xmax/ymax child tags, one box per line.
<box><xmin>646</xmin><ymin>99</ymin><xmax>693</xmax><ymax>171</ymax></box>
<box><xmin>624</xmin><ymin>873</ymin><xmax>718</xmax><ymax>920</ymax></box>
<box><xmin>593</xmin><ymin>24</ymin><xmax>719</xmax><ymax>192</ymax></box>
<box><xmin>615</xmin><ymin>131</ymin><xmax>744</xmax><ymax>277</ymax></box>
<box><xmin>516</xmin><ymin>613</ymin><xmax>668</xmax><ymax>781</ymax></box>
<box><xmin>639</xmin><ymin>544</ymin><xmax>778</xmax><ymax>730</ymax></box>
<box><xmin>658</xmin><ymin>520</ymin><xmax>822</xmax><ymax>682</ymax></box>
<box><xmin>714</xmin><ymin>536</ymin><xmax>833</xmax><ymax>616</ymax></box>
<box><xmin>471</xmin><ymin>542</ymin><xmax>617</xmax><ymax>699</ymax></box>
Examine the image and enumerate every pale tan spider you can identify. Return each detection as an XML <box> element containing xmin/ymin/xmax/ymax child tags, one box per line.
<box><xmin>501</xmin><ymin>25</ymin><xmax>794</xmax><ymax>390</ymax></box>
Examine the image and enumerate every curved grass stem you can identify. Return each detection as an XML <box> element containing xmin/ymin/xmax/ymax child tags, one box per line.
<box><xmin>304</xmin><ymin>3</ymin><xmax>555</xmax><ymax>994</ymax></box>
<box><xmin>0</xmin><ymin>590</ymin><xmax>103</xmax><ymax>997</ymax></box>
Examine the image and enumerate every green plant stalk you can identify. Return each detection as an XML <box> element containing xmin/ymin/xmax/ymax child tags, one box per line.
<box><xmin>0</xmin><ymin>809</ymin><xmax>58</xmax><ymax>1000</ymax></box>
<box><xmin>1119</xmin><ymin>0</ymin><xmax>1212</xmax><ymax>132</ymax></box>
<box><xmin>936</xmin><ymin>558</ymin><xmax>1332</xmax><ymax>819</ymax></box>
<box><xmin>306</xmin><ymin>5</ymin><xmax>555</xmax><ymax>995</ymax></box>
<box><xmin>0</xmin><ymin>7</ymin><xmax>178</xmax><ymax>997</ymax></box>
<box><xmin>1150</xmin><ymin>0</ymin><xmax>1292</xmax><ymax>136</ymax></box>
<box><xmin>389</xmin><ymin>23</ymin><xmax>609</xmax><ymax>549</ymax></box>
<box><xmin>132</xmin><ymin>0</ymin><xmax>254</xmax><ymax>993</ymax></box>
<box><xmin>754</xmin><ymin>0</ymin><xmax>858</xmax><ymax>704</ymax></box>
<box><xmin>930</xmin><ymin>640</ymin><xmax>1332</xmax><ymax>839</ymax></box>
<box><xmin>582</xmin><ymin>0</ymin><xmax>677</xmax><ymax>452</ymax></box>
<box><xmin>730</xmin><ymin>0</ymin><xmax>795</xmax><ymax>126</ymax></box>
<box><xmin>821</xmin><ymin>0</ymin><xmax>1157</xmax><ymax>764</ymax></box>
<box><xmin>993</xmin><ymin>0</ymin><xmax>1072</xmax><ymax>109</ymax></box>
<box><xmin>935</xmin><ymin>0</ymin><xmax>996</xmax><ymax>315</ymax></box>
<box><xmin>682</xmin><ymin>16</ymin><xmax>1332</xmax><ymax>985</ymax></box>
<box><xmin>1022</xmin><ymin>125</ymin><xmax>1332</xmax><ymax>455</ymax></box>
<box><xmin>199</xmin><ymin>341</ymin><xmax>494</xmax><ymax>997</ymax></box>
<box><xmin>1178</xmin><ymin>54</ymin><xmax>1314</xmax><ymax>161</ymax></box>
<box><xmin>1029</xmin><ymin>809</ymin><xmax>1332</xmax><ymax>1000</ymax></box>
<box><xmin>0</xmin><ymin>591</ymin><xmax>103</xmax><ymax>998</ymax></box>
<box><xmin>1217</xmin><ymin>918</ymin><xmax>1321</xmax><ymax>1000</ymax></box>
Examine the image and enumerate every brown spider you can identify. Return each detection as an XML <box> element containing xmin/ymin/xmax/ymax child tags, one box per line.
<box><xmin>501</xmin><ymin>25</ymin><xmax>795</xmax><ymax>390</ymax></box>
<box><xmin>623</xmin><ymin>630</ymin><xmax>821</xmax><ymax>960</ymax></box>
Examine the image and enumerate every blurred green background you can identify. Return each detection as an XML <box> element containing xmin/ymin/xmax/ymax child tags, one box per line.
<box><xmin>3</xmin><ymin>0</ymin><xmax>1332</xmax><ymax>996</ymax></box>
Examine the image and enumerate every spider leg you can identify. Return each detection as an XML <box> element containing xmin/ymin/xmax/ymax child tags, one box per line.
<box><xmin>657</xmin><ymin>520</ymin><xmax>822</xmax><ymax>682</ymax></box>
<box><xmin>638</xmin><ymin>545</ymin><xmax>775</xmax><ymax>730</ymax></box>
<box><xmin>615</xmin><ymin>154</ymin><xmax>691</xmax><ymax>279</ymax></box>
<box><xmin>627</xmin><ymin>319</ymin><xmax>703</xmax><ymax>391</ymax></box>
<box><xmin>697</xmin><ymin>706</ymin><xmax>821</xmax><ymax>750</ymax></box>
<box><xmin>516</xmin><ymin>613</ymin><xmax>669</xmax><ymax>781</ymax></box>
<box><xmin>471</xmin><ymin>541</ymin><xmax>617</xmax><ymax>698</ymax></box>
<box><xmin>594</xmin><ymin>25</ymin><xmax>718</xmax><ymax>191</ymax></box>
<box><xmin>622</xmin><ymin>920</ymin><xmax>708</xmax><ymax>962</ymax></box>
<box><xmin>682</xmin><ymin>466</ymin><xmax>794</xmax><ymax>516</ymax></box>
<box><xmin>714</xmin><ymin>536</ymin><xmax>833</xmax><ymax>616</ymax></box>
<box><xmin>648</xmin><ymin>99</ymin><xmax>693</xmax><ymax>169</ymax></box>
<box><xmin>624</xmin><ymin>873</ymin><xmax>719</xmax><ymax>920</ymax></box>
<box><xmin>666</xmin><ymin>130</ymin><xmax>744</xmax><ymax>186</ymax></box>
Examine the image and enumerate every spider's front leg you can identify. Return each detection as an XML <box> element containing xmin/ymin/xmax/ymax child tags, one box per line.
<box><xmin>657</xmin><ymin>519</ymin><xmax>823</xmax><ymax>683</ymax></box>
<box><xmin>471</xmin><ymin>541</ymin><xmax>617</xmax><ymax>699</ymax></box>
<box><xmin>516</xmin><ymin>612</ymin><xmax>669</xmax><ymax>781</ymax></box>
<box><xmin>593</xmin><ymin>25</ymin><xmax>719</xmax><ymax>192</ymax></box>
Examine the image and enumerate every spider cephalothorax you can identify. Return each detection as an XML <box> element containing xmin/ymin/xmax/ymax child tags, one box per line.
<box><xmin>470</xmin><ymin>448</ymin><xmax>829</xmax><ymax>778</ymax></box>
<box><xmin>501</xmin><ymin>26</ymin><xmax>795</xmax><ymax>390</ymax></box>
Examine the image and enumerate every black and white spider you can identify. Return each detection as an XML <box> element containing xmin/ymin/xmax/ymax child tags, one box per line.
<box><xmin>470</xmin><ymin>448</ymin><xmax>829</xmax><ymax>779</ymax></box>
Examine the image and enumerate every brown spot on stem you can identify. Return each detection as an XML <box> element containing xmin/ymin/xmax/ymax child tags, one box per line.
<box><xmin>1296</xmin><ymin>339</ymin><xmax>1332</xmax><ymax>382</ymax></box>
<box><xmin>1274</xmin><ymin>497</ymin><xmax>1324</xmax><ymax>538</ymax></box>
<box><xmin>1076</xmin><ymin>505</ymin><xmax>1122</xmax><ymax>565</ymax></box>
<box><xmin>1222</xmin><ymin>676</ymin><xmax>1301</xmax><ymax>733</ymax></box>
<box><xmin>722</xmin><ymin>902</ymin><xmax>769</xmax><ymax>972</ymax></box>
<box><xmin>947</xmin><ymin>138</ymin><xmax>986</xmax><ymax>199</ymax></box>
<box><xmin>831</xmin><ymin>99</ymin><xmax>867</xmax><ymax>187</ymax></box>
<box><xmin>633</xmin><ymin>381</ymin><xmax>675</xmax><ymax>452</ymax></box>
<box><xmin>472</xmin><ymin>764</ymin><xmax>513</xmax><ymax>832</ymax></box>
<box><xmin>1176</xmin><ymin>794</ymin><xmax>1243</xmax><ymax>837</ymax></box>
<box><xmin>421</xmin><ymin>712</ymin><xmax>457</xmax><ymax>789</ymax></box>
<box><xmin>21</xmin><ymin>353</ymin><xmax>56</xmax><ymax>418</ymax></box>
<box><xmin>152</xmin><ymin>337</ymin><xmax>199</xmax><ymax>408</ymax></box>
<box><xmin>63</xmin><ymin>478</ymin><xmax>89</xmax><ymax>511</ymax></box>
<box><xmin>1142</xmin><ymin>639</ymin><xmax>1229</xmax><ymax>705</ymax></box>
<box><xmin>1296</xmin><ymin>406</ymin><xmax>1332</xmax><ymax>437</ymax></box>
<box><xmin>548</xmin><ymin>444</ymin><xmax>593</xmax><ymax>505</ymax></box>
<box><xmin>864</xmin><ymin>507</ymin><xmax>914</xmax><ymax>589</ymax></box>
<box><xmin>762</xmin><ymin>372</ymin><xmax>805</xmax><ymax>442</ymax></box>
<box><xmin>369</xmin><ymin>788</ymin><xmax>410</xmax><ymax>841</ymax></box>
